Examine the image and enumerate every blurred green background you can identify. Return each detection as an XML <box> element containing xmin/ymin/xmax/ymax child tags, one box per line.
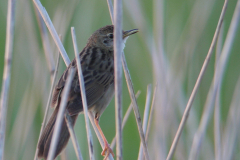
<box><xmin>0</xmin><ymin>0</ymin><xmax>240</xmax><ymax>159</ymax></box>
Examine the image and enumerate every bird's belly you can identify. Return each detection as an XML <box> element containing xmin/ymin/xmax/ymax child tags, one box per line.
<box><xmin>90</xmin><ymin>83</ymin><xmax>114</xmax><ymax>117</ymax></box>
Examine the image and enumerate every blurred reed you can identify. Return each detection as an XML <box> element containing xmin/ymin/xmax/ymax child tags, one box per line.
<box><xmin>1</xmin><ymin>0</ymin><xmax>240</xmax><ymax>160</ymax></box>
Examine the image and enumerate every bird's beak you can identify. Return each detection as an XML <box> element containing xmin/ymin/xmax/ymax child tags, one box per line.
<box><xmin>123</xmin><ymin>29</ymin><xmax>139</xmax><ymax>39</ymax></box>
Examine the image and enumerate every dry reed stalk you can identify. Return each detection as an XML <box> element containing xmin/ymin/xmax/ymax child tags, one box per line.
<box><xmin>0</xmin><ymin>0</ymin><xmax>16</xmax><ymax>159</ymax></box>
<box><xmin>34</xmin><ymin>7</ymin><xmax>55</xmax><ymax>80</ymax></box>
<box><xmin>106</xmin><ymin>1</ymin><xmax>150</xmax><ymax>159</ymax></box>
<box><xmin>88</xmin><ymin>112</ymin><xmax>114</xmax><ymax>160</ymax></box>
<box><xmin>113</xmin><ymin>0</ymin><xmax>124</xmax><ymax>159</ymax></box>
<box><xmin>107</xmin><ymin>0</ymin><xmax>114</xmax><ymax>22</ymax></box>
<box><xmin>137</xmin><ymin>85</ymin><xmax>152</xmax><ymax>160</ymax></box>
<box><xmin>166</xmin><ymin>1</ymin><xmax>229</xmax><ymax>159</ymax></box>
<box><xmin>71</xmin><ymin>27</ymin><xmax>95</xmax><ymax>160</ymax></box>
<box><xmin>33</xmin><ymin>0</ymin><xmax>70</xmax><ymax>66</ymax></box>
<box><xmin>222</xmin><ymin>77</ymin><xmax>240</xmax><ymax>160</ymax></box>
<box><xmin>110</xmin><ymin>90</ymin><xmax>141</xmax><ymax>149</ymax></box>
<box><xmin>214</xmin><ymin>23</ymin><xmax>224</xmax><ymax>160</ymax></box>
<box><xmin>65</xmin><ymin>112</ymin><xmax>83</xmax><ymax>160</ymax></box>
<box><xmin>171</xmin><ymin>0</ymin><xmax>216</xmax><ymax>78</ymax></box>
<box><xmin>189</xmin><ymin>0</ymin><xmax>240</xmax><ymax>159</ymax></box>
<box><xmin>145</xmin><ymin>84</ymin><xmax>157</xmax><ymax>143</ymax></box>
<box><xmin>47</xmin><ymin>69</ymin><xmax>75</xmax><ymax>160</ymax></box>
<box><xmin>34</xmin><ymin>52</ymin><xmax>60</xmax><ymax>160</ymax></box>
<box><xmin>121</xmin><ymin>53</ymin><xmax>150</xmax><ymax>160</ymax></box>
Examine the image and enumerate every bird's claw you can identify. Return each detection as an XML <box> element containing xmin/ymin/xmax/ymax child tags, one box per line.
<box><xmin>101</xmin><ymin>143</ymin><xmax>114</xmax><ymax>160</ymax></box>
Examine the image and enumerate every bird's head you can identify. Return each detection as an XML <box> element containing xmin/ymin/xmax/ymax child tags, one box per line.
<box><xmin>87</xmin><ymin>25</ymin><xmax>138</xmax><ymax>51</ymax></box>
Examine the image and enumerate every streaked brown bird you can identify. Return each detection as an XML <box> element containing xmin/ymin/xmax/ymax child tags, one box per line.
<box><xmin>37</xmin><ymin>25</ymin><xmax>138</xmax><ymax>159</ymax></box>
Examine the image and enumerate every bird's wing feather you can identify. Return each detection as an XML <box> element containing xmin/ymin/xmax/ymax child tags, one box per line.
<box><xmin>51</xmin><ymin>50</ymin><xmax>114</xmax><ymax>116</ymax></box>
<box><xmin>67</xmin><ymin>55</ymin><xmax>114</xmax><ymax>115</ymax></box>
<box><xmin>51</xmin><ymin>64</ymin><xmax>71</xmax><ymax>108</ymax></box>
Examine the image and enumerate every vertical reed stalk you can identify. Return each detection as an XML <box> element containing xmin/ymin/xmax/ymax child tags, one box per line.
<box><xmin>0</xmin><ymin>0</ymin><xmax>16</xmax><ymax>159</ymax></box>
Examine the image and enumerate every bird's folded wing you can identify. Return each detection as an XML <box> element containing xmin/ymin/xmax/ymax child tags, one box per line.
<box><xmin>51</xmin><ymin>57</ymin><xmax>114</xmax><ymax>116</ymax></box>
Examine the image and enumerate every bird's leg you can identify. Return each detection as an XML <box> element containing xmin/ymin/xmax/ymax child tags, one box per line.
<box><xmin>94</xmin><ymin>116</ymin><xmax>114</xmax><ymax>159</ymax></box>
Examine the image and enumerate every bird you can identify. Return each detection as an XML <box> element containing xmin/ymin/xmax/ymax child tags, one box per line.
<box><xmin>37</xmin><ymin>25</ymin><xmax>138</xmax><ymax>160</ymax></box>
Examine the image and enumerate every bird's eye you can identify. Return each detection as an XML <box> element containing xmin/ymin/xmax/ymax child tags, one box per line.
<box><xmin>108</xmin><ymin>33</ymin><xmax>113</xmax><ymax>39</ymax></box>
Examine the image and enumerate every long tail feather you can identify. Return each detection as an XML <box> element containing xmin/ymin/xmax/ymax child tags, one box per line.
<box><xmin>37</xmin><ymin>107</ymin><xmax>78</xmax><ymax>159</ymax></box>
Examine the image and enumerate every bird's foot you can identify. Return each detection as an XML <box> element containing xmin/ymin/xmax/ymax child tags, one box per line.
<box><xmin>101</xmin><ymin>143</ymin><xmax>114</xmax><ymax>160</ymax></box>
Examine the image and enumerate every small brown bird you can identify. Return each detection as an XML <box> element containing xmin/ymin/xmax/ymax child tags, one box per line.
<box><xmin>37</xmin><ymin>25</ymin><xmax>138</xmax><ymax>159</ymax></box>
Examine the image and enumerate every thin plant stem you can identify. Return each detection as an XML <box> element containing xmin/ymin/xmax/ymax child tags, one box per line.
<box><xmin>107</xmin><ymin>1</ymin><xmax>150</xmax><ymax>160</ymax></box>
<box><xmin>0</xmin><ymin>0</ymin><xmax>16</xmax><ymax>159</ymax></box>
<box><xmin>122</xmin><ymin>53</ymin><xmax>150</xmax><ymax>160</ymax></box>
<box><xmin>113</xmin><ymin>0</ymin><xmax>123</xmax><ymax>159</ymax></box>
<box><xmin>88</xmin><ymin>112</ymin><xmax>114</xmax><ymax>160</ymax></box>
<box><xmin>189</xmin><ymin>0</ymin><xmax>240</xmax><ymax>159</ymax></box>
<box><xmin>107</xmin><ymin>0</ymin><xmax>114</xmax><ymax>22</ymax></box>
<box><xmin>222</xmin><ymin>77</ymin><xmax>240</xmax><ymax>160</ymax></box>
<box><xmin>47</xmin><ymin>68</ymin><xmax>75</xmax><ymax>160</ymax></box>
<box><xmin>214</xmin><ymin>22</ymin><xmax>224</xmax><ymax>160</ymax></box>
<box><xmin>33</xmin><ymin>0</ymin><xmax>71</xmax><ymax>66</ymax></box>
<box><xmin>110</xmin><ymin>90</ymin><xmax>141</xmax><ymax>149</ymax></box>
<box><xmin>34</xmin><ymin>51</ymin><xmax>60</xmax><ymax>160</ymax></box>
<box><xmin>65</xmin><ymin>112</ymin><xmax>83</xmax><ymax>160</ymax></box>
<box><xmin>166</xmin><ymin>1</ymin><xmax>229</xmax><ymax>159</ymax></box>
<box><xmin>71</xmin><ymin>27</ymin><xmax>95</xmax><ymax>160</ymax></box>
<box><xmin>34</xmin><ymin>6</ymin><xmax>55</xmax><ymax>80</ymax></box>
<box><xmin>138</xmin><ymin>84</ymin><xmax>152</xmax><ymax>160</ymax></box>
<box><xmin>145</xmin><ymin>84</ymin><xmax>158</xmax><ymax>143</ymax></box>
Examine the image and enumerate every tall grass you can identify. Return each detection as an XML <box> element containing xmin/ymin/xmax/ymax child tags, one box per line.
<box><xmin>0</xmin><ymin>0</ymin><xmax>240</xmax><ymax>160</ymax></box>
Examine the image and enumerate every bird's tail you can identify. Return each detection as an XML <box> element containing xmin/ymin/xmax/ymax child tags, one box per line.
<box><xmin>37</xmin><ymin>107</ymin><xmax>78</xmax><ymax>159</ymax></box>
